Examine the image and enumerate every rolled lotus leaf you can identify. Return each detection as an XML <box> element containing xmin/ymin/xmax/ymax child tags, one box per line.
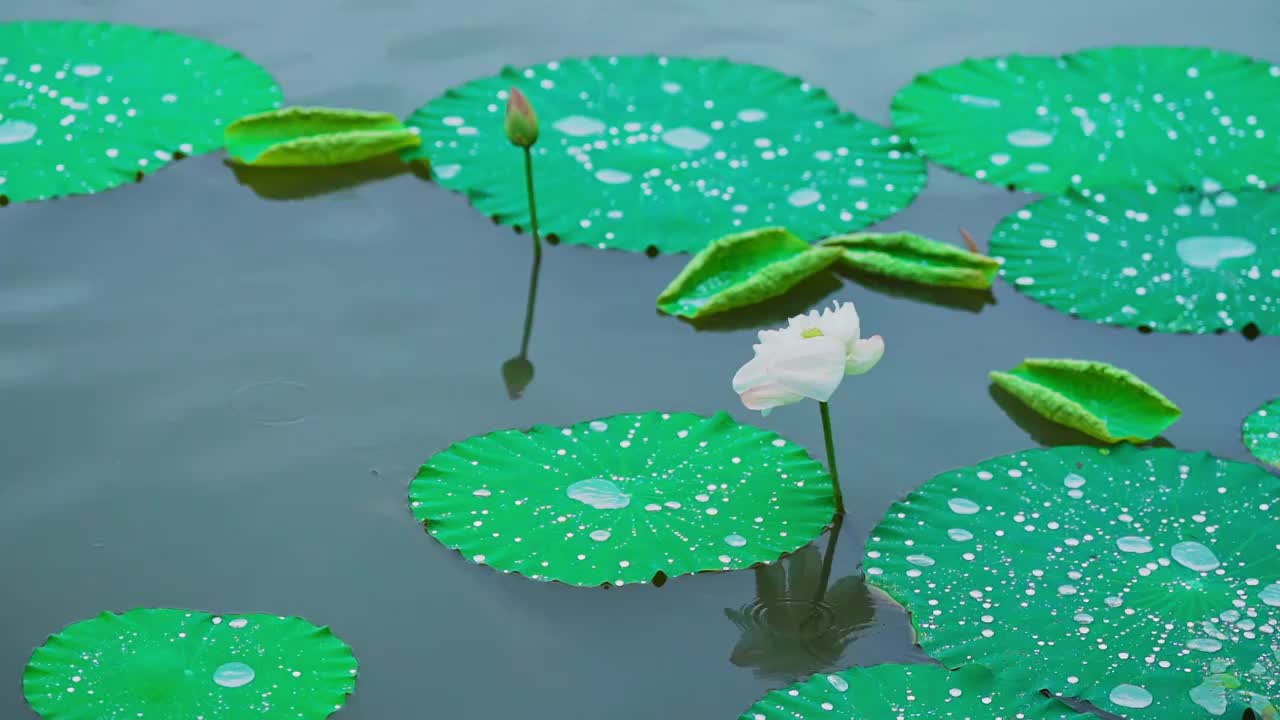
<box><xmin>990</xmin><ymin>358</ymin><xmax>1181</xmax><ymax>443</ymax></box>
<box><xmin>820</xmin><ymin>231</ymin><xmax>1000</xmax><ymax>289</ymax></box>
<box><xmin>224</xmin><ymin>107</ymin><xmax>421</xmax><ymax>166</ymax></box>
<box><xmin>657</xmin><ymin>227</ymin><xmax>843</xmax><ymax>319</ymax></box>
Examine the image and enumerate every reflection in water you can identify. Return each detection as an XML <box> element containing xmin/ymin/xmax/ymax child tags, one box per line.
<box><xmin>227</xmin><ymin>154</ymin><xmax>411</xmax><ymax>200</ymax></box>
<box><xmin>502</xmin><ymin>239</ymin><xmax>541</xmax><ymax>399</ymax></box>
<box><xmin>725</xmin><ymin>516</ymin><xmax>875</xmax><ymax>683</ymax></box>
<box><xmin>988</xmin><ymin>384</ymin><xmax>1174</xmax><ymax>449</ymax></box>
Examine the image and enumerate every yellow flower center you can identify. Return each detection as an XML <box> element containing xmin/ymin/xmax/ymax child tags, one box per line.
<box><xmin>801</xmin><ymin>328</ymin><xmax>824</xmax><ymax>338</ymax></box>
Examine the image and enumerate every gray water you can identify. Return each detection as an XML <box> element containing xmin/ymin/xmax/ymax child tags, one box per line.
<box><xmin>2</xmin><ymin>1</ymin><xmax>1278</xmax><ymax>718</ymax></box>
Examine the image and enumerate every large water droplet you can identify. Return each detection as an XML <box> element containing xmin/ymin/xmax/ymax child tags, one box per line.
<box><xmin>906</xmin><ymin>554</ymin><xmax>935</xmax><ymax>567</ymax></box>
<box><xmin>594</xmin><ymin>169</ymin><xmax>632</xmax><ymax>184</ymax></box>
<box><xmin>737</xmin><ymin>109</ymin><xmax>767</xmax><ymax>123</ymax></box>
<box><xmin>1190</xmin><ymin>675</ymin><xmax>1230</xmax><ymax>715</ymax></box>
<box><xmin>213</xmin><ymin>662</ymin><xmax>255</xmax><ymax>688</ymax></box>
<box><xmin>72</xmin><ymin>63</ymin><xmax>102</xmax><ymax>77</ymax></box>
<box><xmin>1187</xmin><ymin>638</ymin><xmax>1223</xmax><ymax>652</ymax></box>
<box><xmin>1007</xmin><ymin>128</ymin><xmax>1054</xmax><ymax>147</ymax></box>
<box><xmin>1176</xmin><ymin>236</ymin><xmax>1256</xmax><ymax>270</ymax></box>
<box><xmin>0</xmin><ymin>120</ymin><xmax>38</xmax><ymax>145</ymax></box>
<box><xmin>553</xmin><ymin>116</ymin><xmax>606</xmax><ymax>136</ymax></box>
<box><xmin>1063</xmin><ymin>473</ymin><xmax>1086</xmax><ymax>489</ymax></box>
<box><xmin>1116</xmin><ymin>536</ymin><xmax>1153</xmax><ymax>554</ymax></box>
<box><xmin>661</xmin><ymin>127</ymin><xmax>711</xmax><ymax>151</ymax></box>
<box><xmin>567</xmin><ymin>479</ymin><xmax>631</xmax><ymax>510</ymax></box>
<box><xmin>589</xmin><ymin>529</ymin><xmax>611</xmax><ymax>542</ymax></box>
<box><xmin>724</xmin><ymin>534</ymin><xmax>747</xmax><ymax>548</ymax></box>
<box><xmin>826</xmin><ymin>674</ymin><xmax>849</xmax><ymax>692</ymax></box>
<box><xmin>948</xmin><ymin>498</ymin><xmax>980</xmax><ymax>515</ymax></box>
<box><xmin>1109</xmin><ymin>684</ymin><xmax>1153</xmax><ymax>709</ymax></box>
<box><xmin>1259</xmin><ymin>582</ymin><xmax>1280</xmax><ymax>607</ymax></box>
<box><xmin>947</xmin><ymin>528</ymin><xmax>973</xmax><ymax>542</ymax></box>
<box><xmin>1171</xmin><ymin>541</ymin><xmax>1220</xmax><ymax>572</ymax></box>
<box><xmin>786</xmin><ymin>188</ymin><xmax>821</xmax><ymax>207</ymax></box>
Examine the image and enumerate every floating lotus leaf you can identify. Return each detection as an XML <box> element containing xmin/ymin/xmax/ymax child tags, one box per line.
<box><xmin>0</xmin><ymin>21</ymin><xmax>281</xmax><ymax>204</ymax></box>
<box><xmin>820</xmin><ymin>231</ymin><xmax>1000</xmax><ymax>290</ymax></box>
<box><xmin>403</xmin><ymin>55</ymin><xmax>927</xmax><ymax>253</ymax></box>
<box><xmin>224</xmin><ymin>107</ymin><xmax>421</xmax><ymax>166</ymax></box>
<box><xmin>656</xmin><ymin>227</ymin><xmax>843</xmax><ymax>319</ymax></box>
<box><xmin>991</xmin><ymin>189</ymin><xmax>1280</xmax><ymax>335</ymax></box>
<box><xmin>990</xmin><ymin>358</ymin><xmax>1181</xmax><ymax>443</ymax></box>
<box><xmin>24</xmin><ymin>608</ymin><xmax>357</xmax><ymax>720</ymax></box>
<box><xmin>737</xmin><ymin>663</ymin><xmax>1088</xmax><ymax>720</ymax></box>
<box><xmin>409</xmin><ymin>411</ymin><xmax>836</xmax><ymax>587</ymax></box>
<box><xmin>1243</xmin><ymin>398</ymin><xmax>1280</xmax><ymax>469</ymax></box>
<box><xmin>893</xmin><ymin>46</ymin><xmax>1280</xmax><ymax>193</ymax></box>
<box><xmin>865</xmin><ymin>445</ymin><xmax>1280</xmax><ymax>719</ymax></box>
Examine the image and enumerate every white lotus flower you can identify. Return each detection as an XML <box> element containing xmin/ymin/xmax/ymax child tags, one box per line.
<box><xmin>732</xmin><ymin>301</ymin><xmax>884</xmax><ymax>414</ymax></box>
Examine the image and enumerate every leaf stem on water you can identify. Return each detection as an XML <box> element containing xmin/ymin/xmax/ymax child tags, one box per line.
<box><xmin>819</xmin><ymin>401</ymin><xmax>844</xmax><ymax>517</ymax></box>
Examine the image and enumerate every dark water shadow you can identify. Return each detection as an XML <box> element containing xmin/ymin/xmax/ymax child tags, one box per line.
<box><xmin>227</xmin><ymin>154</ymin><xmax>413</xmax><ymax>201</ymax></box>
<box><xmin>502</xmin><ymin>243</ymin><xmax>542</xmax><ymax>399</ymax></box>
<box><xmin>989</xmin><ymin>384</ymin><xmax>1174</xmax><ymax>449</ymax></box>
<box><xmin>834</xmin><ymin>266</ymin><xmax>995</xmax><ymax>314</ymax></box>
<box><xmin>724</xmin><ymin>516</ymin><xmax>876</xmax><ymax>683</ymax></box>
<box><xmin>682</xmin><ymin>272</ymin><xmax>843</xmax><ymax>333</ymax></box>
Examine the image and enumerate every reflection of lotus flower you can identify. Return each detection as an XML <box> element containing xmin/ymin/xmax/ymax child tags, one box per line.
<box><xmin>725</xmin><ymin>543</ymin><xmax>875</xmax><ymax>683</ymax></box>
<box><xmin>504</xmin><ymin>87</ymin><xmax>539</xmax><ymax>148</ymax></box>
<box><xmin>733</xmin><ymin>301</ymin><xmax>883</xmax><ymax>415</ymax></box>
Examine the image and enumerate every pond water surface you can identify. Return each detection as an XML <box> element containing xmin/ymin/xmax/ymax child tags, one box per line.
<box><xmin>2</xmin><ymin>0</ymin><xmax>1277</xmax><ymax>718</ymax></box>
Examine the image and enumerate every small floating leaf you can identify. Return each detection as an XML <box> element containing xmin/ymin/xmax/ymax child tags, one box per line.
<box><xmin>865</xmin><ymin>445</ymin><xmax>1280</xmax><ymax>719</ymax></box>
<box><xmin>24</xmin><ymin>608</ymin><xmax>357</xmax><ymax>720</ymax></box>
<box><xmin>0</xmin><ymin>21</ymin><xmax>281</xmax><ymax>203</ymax></box>
<box><xmin>820</xmin><ymin>231</ymin><xmax>1000</xmax><ymax>290</ymax></box>
<box><xmin>408</xmin><ymin>411</ymin><xmax>835</xmax><ymax>587</ymax></box>
<box><xmin>893</xmin><ymin>46</ymin><xmax>1280</xmax><ymax>193</ymax></box>
<box><xmin>403</xmin><ymin>55</ymin><xmax>926</xmax><ymax>253</ymax></box>
<box><xmin>989</xmin><ymin>358</ymin><xmax>1181</xmax><ymax>443</ymax></box>
<box><xmin>737</xmin><ymin>663</ymin><xmax>1088</xmax><ymax>720</ymax></box>
<box><xmin>1242</xmin><ymin>397</ymin><xmax>1280</xmax><ymax>469</ymax></box>
<box><xmin>224</xmin><ymin>107</ymin><xmax>421</xmax><ymax>166</ymax></box>
<box><xmin>657</xmin><ymin>227</ymin><xmax>842</xmax><ymax>319</ymax></box>
<box><xmin>991</xmin><ymin>188</ymin><xmax>1280</xmax><ymax>335</ymax></box>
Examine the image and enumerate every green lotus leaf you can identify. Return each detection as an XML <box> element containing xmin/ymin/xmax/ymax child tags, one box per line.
<box><xmin>991</xmin><ymin>188</ymin><xmax>1280</xmax><ymax>335</ymax></box>
<box><xmin>409</xmin><ymin>411</ymin><xmax>836</xmax><ymax>587</ymax></box>
<box><xmin>893</xmin><ymin>46</ymin><xmax>1280</xmax><ymax>193</ymax></box>
<box><xmin>224</xmin><ymin>107</ymin><xmax>422</xmax><ymax>166</ymax></box>
<box><xmin>1242</xmin><ymin>397</ymin><xmax>1280</xmax><ymax>469</ymax></box>
<box><xmin>656</xmin><ymin>227</ymin><xmax>843</xmax><ymax>319</ymax></box>
<box><xmin>0</xmin><ymin>21</ymin><xmax>281</xmax><ymax>204</ymax></box>
<box><xmin>989</xmin><ymin>358</ymin><xmax>1181</xmax><ymax>443</ymax></box>
<box><xmin>737</xmin><ymin>663</ymin><xmax>1089</xmax><ymax>720</ymax></box>
<box><xmin>403</xmin><ymin>55</ymin><xmax>927</xmax><ymax>254</ymax></box>
<box><xmin>24</xmin><ymin>608</ymin><xmax>357</xmax><ymax>720</ymax></box>
<box><xmin>819</xmin><ymin>231</ymin><xmax>1000</xmax><ymax>290</ymax></box>
<box><xmin>864</xmin><ymin>445</ymin><xmax>1280</xmax><ymax>719</ymax></box>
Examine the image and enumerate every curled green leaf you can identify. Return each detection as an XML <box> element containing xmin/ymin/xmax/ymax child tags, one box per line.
<box><xmin>657</xmin><ymin>227</ymin><xmax>843</xmax><ymax>319</ymax></box>
<box><xmin>989</xmin><ymin>358</ymin><xmax>1181</xmax><ymax>443</ymax></box>
<box><xmin>224</xmin><ymin>107</ymin><xmax>421</xmax><ymax>166</ymax></box>
<box><xmin>819</xmin><ymin>231</ymin><xmax>1000</xmax><ymax>290</ymax></box>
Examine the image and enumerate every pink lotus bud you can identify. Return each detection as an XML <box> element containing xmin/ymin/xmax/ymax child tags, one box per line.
<box><xmin>504</xmin><ymin>87</ymin><xmax>539</xmax><ymax>148</ymax></box>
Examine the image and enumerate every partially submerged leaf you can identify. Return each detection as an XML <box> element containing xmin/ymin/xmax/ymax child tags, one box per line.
<box><xmin>820</xmin><ymin>231</ymin><xmax>1000</xmax><ymax>289</ymax></box>
<box><xmin>657</xmin><ymin>227</ymin><xmax>843</xmax><ymax>319</ymax></box>
<box><xmin>225</xmin><ymin>107</ymin><xmax>421</xmax><ymax>166</ymax></box>
<box><xmin>25</xmin><ymin>608</ymin><xmax>358</xmax><ymax>720</ymax></box>
<box><xmin>865</xmin><ymin>445</ymin><xmax>1280</xmax><ymax>719</ymax></box>
<box><xmin>990</xmin><ymin>358</ymin><xmax>1181</xmax><ymax>443</ymax></box>
<box><xmin>408</xmin><ymin>411</ymin><xmax>836</xmax><ymax>587</ymax></box>
<box><xmin>1242</xmin><ymin>397</ymin><xmax>1280</xmax><ymax>469</ymax></box>
<box><xmin>738</xmin><ymin>663</ymin><xmax>1089</xmax><ymax>720</ymax></box>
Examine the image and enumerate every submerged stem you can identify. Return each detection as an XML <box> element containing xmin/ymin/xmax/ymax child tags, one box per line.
<box><xmin>811</xmin><ymin>512</ymin><xmax>844</xmax><ymax>606</ymax></box>
<box><xmin>819</xmin><ymin>401</ymin><xmax>844</xmax><ymax>516</ymax></box>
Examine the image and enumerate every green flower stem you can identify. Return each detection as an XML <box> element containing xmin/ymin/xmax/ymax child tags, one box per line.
<box><xmin>519</xmin><ymin>146</ymin><xmax>542</xmax><ymax>358</ymax></box>
<box><xmin>819</xmin><ymin>401</ymin><xmax>844</xmax><ymax>517</ymax></box>
<box><xmin>812</xmin><ymin>511</ymin><xmax>843</xmax><ymax>607</ymax></box>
